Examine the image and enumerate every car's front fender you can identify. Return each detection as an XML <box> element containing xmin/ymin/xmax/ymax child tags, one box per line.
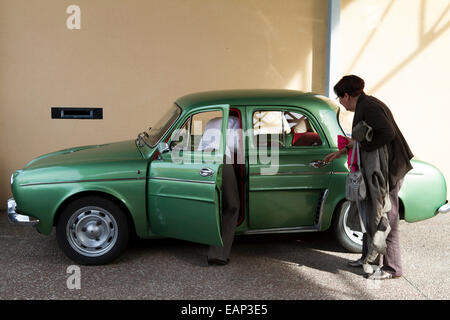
<box><xmin>13</xmin><ymin>179</ymin><xmax>148</xmax><ymax>237</ymax></box>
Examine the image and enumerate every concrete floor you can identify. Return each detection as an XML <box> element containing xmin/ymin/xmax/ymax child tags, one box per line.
<box><xmin>0</xmin><ymin>210</ymin><xmax>449</xmax><ymax>300</ymax></box>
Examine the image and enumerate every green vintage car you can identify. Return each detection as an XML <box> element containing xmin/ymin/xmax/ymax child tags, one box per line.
<box><xmin>7</xmin><ymin>90</ymin><xmax>450</xmax><ymax>265</ymax></box>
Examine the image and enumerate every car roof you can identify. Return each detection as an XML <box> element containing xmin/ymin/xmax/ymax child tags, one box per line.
<box><xmin>175</xmin><ymin>89</ymin><xmax>338</xmax><ymax>113</ymax></box>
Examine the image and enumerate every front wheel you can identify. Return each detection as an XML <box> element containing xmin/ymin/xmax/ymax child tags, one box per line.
<box><xmin>56</xmin><ymin>196</ymin><xmax>130</xmax><ymax>265</ymax></box>
<box><xmin>333</xmin><ymin>201</ymin><xmax>363</xmax><ymax>253</ymax></box>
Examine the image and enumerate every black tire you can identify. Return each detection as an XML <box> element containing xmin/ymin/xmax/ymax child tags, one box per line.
<box><xmin>333</xmin><ymin>201</ymin><xmax>363</xmax><ymax>253</ymax></box>
<box><xmin>56</xmin><ymin>196</ymin><xmax>130</xmax><ymax>265</ymax></box>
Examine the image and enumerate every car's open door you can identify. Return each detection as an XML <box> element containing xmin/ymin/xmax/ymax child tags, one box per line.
<box><xmin>147</xmin><ymin>105</ymin><xmax>230</xmax><ymax>246</ymax></box>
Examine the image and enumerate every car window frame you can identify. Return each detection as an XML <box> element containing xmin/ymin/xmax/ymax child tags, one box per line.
<box><xmin>144</xmin><ymin>103</ymin><xmax>182</xmax><ymax>148</ymax></box>
<box><xmin>172</xmin><ymin>109</ymin><xmax>225</xmax><ymax>152</ymax></box>
<box><xmin>248</xmin><ymin>105</ymin><xmax>329</xmax><ymax>150</ymax></box>
<box><xmin>164</xmin><ymin>106</ymin><xmax>229</xmax><ymax>157</ymax></box>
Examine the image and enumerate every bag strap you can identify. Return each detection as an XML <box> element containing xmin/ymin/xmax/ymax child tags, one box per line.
<box><xmin>357</xmin><ymin>141</ymin><xmax>361</xmax><ymax>168</ymax></box>
<box><xmin>350</xmin><ymin>141</ymin><xmax>356</xmax><ymax>165</ymax></box>
<box><xmin>349</xmin><ymin>141</ymin><xmax>362</xmax><ymax>169</ymax></box>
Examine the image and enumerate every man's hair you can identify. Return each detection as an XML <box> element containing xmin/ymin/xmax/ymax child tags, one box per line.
<box><xmin>334</xmin><ymin>75</ymin><xmax>365</xmax><ymax>97</ymax></box>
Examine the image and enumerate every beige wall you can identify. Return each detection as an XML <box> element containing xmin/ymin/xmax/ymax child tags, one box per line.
<box><xmin>339</xmin><ymin>0</ymin><xmax>450</xmax><ymax>198</ymax></box>
<box><xmin>0</xmin><ymin>0</ymin><xmax>328</xmax><ymax>207</ymax></box>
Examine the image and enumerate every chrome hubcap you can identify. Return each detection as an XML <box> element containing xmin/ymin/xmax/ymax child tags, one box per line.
<box><xmin>66</xmin><ymin>207</ymin><xmax>118</xmax><ymax>257</ymax></box>
<box><xmin>342</xmin><ymin>202</ymin><xmax>364</xmax><ymax>246</ymax></box>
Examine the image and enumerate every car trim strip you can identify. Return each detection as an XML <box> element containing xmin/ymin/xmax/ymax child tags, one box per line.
<box><xmin>250</xmin><ymin>171</ymin><xmax>331</xmax><ymax>176</ymax></box>
<box><xmin>19</xmin><ymin>177</ymin><xmax>146</xmax><ymax>187</ymax></box>
<box><xmin>147</xmin><ymin>192</ymin><xmax>215</xmax><ymax>204</ymax></box>
<box><xmin>148</xmin><ymin>177</ymin><xmax>216</xmax><ymax>184</ymax></box>
<box><xmin>249</xmin><ymin>186</ymin><xmax>324</xmax><ymax>191</ymax></box>
<box><xmin>242</xmin><ymin>226</ymin><xmax>318</xmax><ymax>235</ymax></box>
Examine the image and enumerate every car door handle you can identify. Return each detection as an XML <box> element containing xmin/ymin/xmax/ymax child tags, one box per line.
<box><xmin>309</xmin><ymin>160</ymin><xmax>328</xmax><ymax>169</ymax></box>
<box><xmin>199</xmin><ymin>168</ymin><xmax>215</xmax><ymax>177</ymax></box>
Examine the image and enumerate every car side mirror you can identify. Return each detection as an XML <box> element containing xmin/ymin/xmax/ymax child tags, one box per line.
<box><xmin>169</xmin><ymin>135</ymin><xmax>184</xmax><ymax>151</ymax></box>
<box><xmin>158</xmin><ymin>142</ymin><xmax>170</xmax><ymax>154</ymax></box>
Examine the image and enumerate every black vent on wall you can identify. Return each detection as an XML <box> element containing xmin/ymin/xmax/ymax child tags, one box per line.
<box><xmin>51</xmin><ymin>107</ymin><xmax>103</xmax><ymax>119</ymax></box>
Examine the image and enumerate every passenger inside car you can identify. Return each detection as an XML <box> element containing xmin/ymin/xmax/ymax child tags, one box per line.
<box><xmin>253</xmin><ymin>111</ymin><xmax>322</xmax><ymax>147</ymax></box>
<box><xmin>253</xmin><ymin>111</ymin><xmax>291</xmax><ymax>147</ymax></box>
<box><xmin>197</xmin><ymin>110</ymin><xmax>245</xmax><ymax>225</ymax></box>
<box><xmin>292</xmin><ymin>116</ymin><xmax>322</xmax><ymax>146</ymax></box>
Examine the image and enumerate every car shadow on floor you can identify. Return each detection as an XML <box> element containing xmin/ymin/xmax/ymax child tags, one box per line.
<box><xmin>125</xmin><ymin>231</ymin><xmax>363</xmax><ymax>275</ymax></box>
<box><xmin>235</xmin><ymin>230</ymin><xmax>350</xmax><ymax>253</ymax></box>
<box><xmin>233</xmin><ymin>232</ymin><xmax>363</xmax><ymax>272</ymax></box>
<box><xmin>122</xmin><ymin>231</ymin><xmax>371</xmax><ymax>299</ymax></box>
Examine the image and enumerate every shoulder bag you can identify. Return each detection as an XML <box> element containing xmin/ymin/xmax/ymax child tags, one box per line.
<box><xmin>346</xmin><ymin>141</ymin><xmax>367</xmax><ymax>202</ymax></box>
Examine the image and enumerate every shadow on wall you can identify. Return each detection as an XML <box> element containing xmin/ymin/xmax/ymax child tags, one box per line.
<box><xmin>249</xmin><ymin>1</ymin><xmax>327</xmax><ymax>93</ymax></box>
<box><xmin>345</xmin><ymin>0</ymin><xmax>450</xmax><ymax>93</ymax></box>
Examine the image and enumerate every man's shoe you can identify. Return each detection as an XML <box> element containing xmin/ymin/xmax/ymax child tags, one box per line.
<box><xmin>207</xmin><ymin>258</ymin><xmax>230</xmax><ymax>266</ymax></box>
<box><xmin>347</xmin><ymin>258</ymin><xmax>364</xmax><ymax>268</ymax></box>
<box><xmin>365</xmin><ymin>269</ymin><xmax>399</xmax><ymax>280</ymax></box>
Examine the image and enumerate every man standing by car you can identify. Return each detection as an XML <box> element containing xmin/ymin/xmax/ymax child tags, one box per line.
<box><xmin>198</xmin><ymin>115</ymin><xmax>241</xmax><ymax>266</ymax></box>
<box><xmin>324</xmin><ymin>75</ymin><xmax>414</xmax><ymax>280</ymax></box>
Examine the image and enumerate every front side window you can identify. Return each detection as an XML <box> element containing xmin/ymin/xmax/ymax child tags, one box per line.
<box><xmin>170</xmin><ymin>110</ymin><xmax>223</xmax><ymax>152</ymax></box>
<box><xmin>170</xmin><ymin>110</ymin><xmax>243</xmax><ymax>165</ymax></box>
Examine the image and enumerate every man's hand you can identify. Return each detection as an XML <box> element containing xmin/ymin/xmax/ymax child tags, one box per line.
<box><xmin>324</xmin><ymin>149</ymin><xmax>346</xmax><ymax>164</ymax></box>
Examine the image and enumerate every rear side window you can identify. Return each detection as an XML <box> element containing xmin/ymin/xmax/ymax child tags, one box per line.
<box><xmin>252</xmin><ymin>110</ymin><xmax>322</xmax><ymax>148</ymax></box>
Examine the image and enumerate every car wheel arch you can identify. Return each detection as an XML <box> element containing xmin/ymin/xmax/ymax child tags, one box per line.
<box><xmin>330</xmin><ymin>196</ymin><xmax>405</xmax><ymax>252</ymax></box>
<box><xmin>53</xmin><ymin>191</ymin><xmax>136</xmax><ymax>238</ymax></box>
<box><xmin>331</xmin><ymin>198</ymin><xmax>363</xmax><ymax>253</ymax></box>
<box><xmin>331</xmin><ymin>196</ymin><xmax>405</xmax><ymax>222</ymax></box>
<box><xmin>330</xmin><ymin>198</ymin><xmax>347</xmax><ymax>226</ymax></box>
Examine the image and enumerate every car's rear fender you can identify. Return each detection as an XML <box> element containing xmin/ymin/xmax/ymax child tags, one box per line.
<box><xmin>399</xmin><ymin>159</ymin><xmax>448</xmax><ymax>222</ymax></box>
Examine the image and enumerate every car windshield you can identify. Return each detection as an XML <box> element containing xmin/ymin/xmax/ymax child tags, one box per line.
<box><xmin>141</xmin><ymin>104</ymin><xmax>181</xmax><ymax>147</ymax></box>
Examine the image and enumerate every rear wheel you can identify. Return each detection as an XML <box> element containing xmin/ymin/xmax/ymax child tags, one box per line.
<box><xmin>333</xmin><ymin>201</ymin><xmax>363</xmax><ymax>253</ymax></box>
<box><xmin>56</xmin><ymin>196</ymin><xmax>130</xmax><ymax>265</ymax></box>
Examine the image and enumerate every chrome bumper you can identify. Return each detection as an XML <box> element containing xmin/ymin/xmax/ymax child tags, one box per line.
<box><xmin>7</xmin><ymin>198</ymin><xmax>39</xmax><ymax>226</ymax></box>
<box><xmin>438</xmin><ymin>201</ymin><xmax>450</xmax><ymax>214</ymax></box>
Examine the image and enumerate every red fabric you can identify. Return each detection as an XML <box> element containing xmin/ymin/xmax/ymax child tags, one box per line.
<box><xmin>338</xmin><ymin>135</ymin><xmax>358</xmax><ymax>172</ymax></box>
<box><xmin>293</xmin><ymin>132</ymin><xmax>322</xmax><ymax>146</ymax></box>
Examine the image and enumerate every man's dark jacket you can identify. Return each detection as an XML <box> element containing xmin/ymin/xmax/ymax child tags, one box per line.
<box><xmin>352</xmin><ymin>93</ymin><xmax>414</xmax><ymax>189</ymax></box>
